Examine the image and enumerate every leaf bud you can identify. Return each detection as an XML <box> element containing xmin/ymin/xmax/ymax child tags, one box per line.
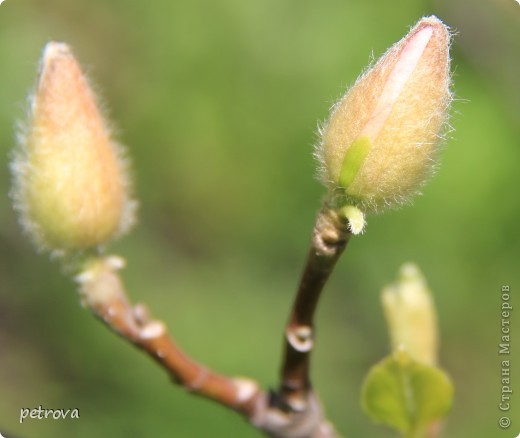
<box><xmin>11</xmin><ymin>42</ymin><xmax>136</xmax><ymax>255</ymax></box>
<box><xmin>381</xmin><ymin>263</ymin><xmax>438</xmax><ymax>366</ymax></box>
<box><xmin>317</xmin><ymin>16</ymin><xmax>452</xmax><ymax>213</ymax></box>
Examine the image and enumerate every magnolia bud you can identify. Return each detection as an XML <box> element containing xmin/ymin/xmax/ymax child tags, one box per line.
<box><xmin>11</xmin><ymin>42</ymin><xmax>136</xmax><ymax>254</ymax></box>
<box><xmin>317</xmin><ymin>16</ymin><xmax>452</xmax><ymax>212</ymax></box>
<box><xmin>381</xmin><ymin>263</ymin><xmax>438</xmax><ymax>366</ymax></box>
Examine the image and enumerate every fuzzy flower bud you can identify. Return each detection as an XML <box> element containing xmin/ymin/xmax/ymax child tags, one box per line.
<box><xmin>381</xmin><ymin>263</ymin><xmax>438</xmax><ymax>366</ymax></box>
<box><xmin>317</xmin><ymin>16</ymin><xmax>452</xmax><ymax>213</ymax></box>
<box><xmin>11</xmin><ymin>42</ymin><xmax>136</xmax><ymax>254</ymax></box>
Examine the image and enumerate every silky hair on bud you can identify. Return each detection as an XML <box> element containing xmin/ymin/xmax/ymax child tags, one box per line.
<box><xmin>10</xmin><ymin>41</ymin><xmax>137</xmax><ymax>256</ymax></box>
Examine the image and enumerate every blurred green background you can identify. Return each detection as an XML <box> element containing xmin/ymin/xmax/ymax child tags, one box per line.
<box><xmin>1</xmin><ymin>0</ymin><xmax>519</xmax><ymax>437</ymax></box>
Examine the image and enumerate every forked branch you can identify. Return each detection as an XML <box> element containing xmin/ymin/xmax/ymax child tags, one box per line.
<box><xmin>76</xmin><ymin>228</ymin><xmax>348</xmax><ymax>438</ymax></box>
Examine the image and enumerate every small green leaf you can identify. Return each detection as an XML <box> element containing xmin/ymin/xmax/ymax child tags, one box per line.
<box><xmin>361</xmin><ymin>350</ymin><xmax>453</xmax><ymax>437</ymax></box>
<box><xmin>338</xmin><ymin>135</ymin><xmax>371</xmax><ymax>189</ymax></box>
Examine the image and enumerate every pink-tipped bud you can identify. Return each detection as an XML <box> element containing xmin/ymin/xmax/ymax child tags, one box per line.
<box><xmin>317</xmin><ymin>16</ymin><xmax>452</xmax><ymax>212</ymax></box>
<box><xmin>11</xmin><ymin>42</ymin><xmax>136</xmax><ymax>254</ymax></box>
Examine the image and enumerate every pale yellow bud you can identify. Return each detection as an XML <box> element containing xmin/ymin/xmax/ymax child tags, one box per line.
<box><xmin>381</xmin><ymin>263</ymin><xmax>438</xmax><ymax>366</ymax></box>
<box><xmin>11</xmin><ymin>42</ymin><xmax>136</xmax><ymax>254</ymax></box>
<box><xmin>317</xmin><ymin>16</ymin><xmax>452</xmax><ymax>212</ymax></box>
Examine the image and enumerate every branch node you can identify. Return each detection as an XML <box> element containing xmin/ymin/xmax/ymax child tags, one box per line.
<box><xmin>286</xmin><ymin>325</ymin><xmax>314</xmax><ymax>352</ymax></box>
<box><xmin>132</xmin><ymin>303</ymin><xmax>151</xmax><ymax>325</ymax></box>
<box><xmin>139</xmin><ymin>320</ymin><xmax>167</xmax><ymax>339</ymax></box>
<box><xmin>233</xmin><ymin>377</ymin><xmax>260</xmax><ymax>403</ymax></box>
<box><xmin>285</xmin><ymin>395</ymin><xmax>308</xmax><ymax>412</ymax></box>
<box><xmin>185</xmin><ymin>367</ymin><xmax>209</xmax><ymax>392</ymax></box>
<box><xmin>313</xmin><ymin>207</ymin><xmax>350</xmax><ymax>257</ymax></box>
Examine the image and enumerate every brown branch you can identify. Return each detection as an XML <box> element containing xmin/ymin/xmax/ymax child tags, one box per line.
<box><xmin>74</xmin><ymin>255</ymin><xmax>343</xmax><ymax>438</ymax></box>
<box><xmin>278</xmin><ymin>205</ymin><xmax>351</xmax><ymax>412</ymax></box>
<box><xmin>75</xmin><ymin>256</ymin><xmax>262</xmax><ymax>416</ymax></box>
